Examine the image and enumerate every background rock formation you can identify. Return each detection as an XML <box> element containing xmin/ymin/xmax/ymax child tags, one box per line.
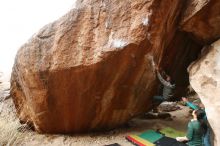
<box><xmin>181</xmin><ymin>0</ymin><xmax>220</xmax><ymax>44</ymax></box>
<box><xmin>11</xmin><ymin>0</ymin><xmax>202</xmax><ymax>133</ymax></box>
<box><xmin>182</xmin><ymin>1</ymin><xmax>220</xmax><ymax>145</ymax></box>
<box><xmin>189</xmin><ymin>39</ymin><xmax>220</xmax><ymax>145</ymax></box>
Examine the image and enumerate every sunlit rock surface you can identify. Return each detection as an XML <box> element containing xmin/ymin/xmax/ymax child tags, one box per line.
<box><xmin>11</xmin><ymin>0</ymin><xmax>201</xmax><ymax>133</ymax></box>
<box><xmin>189</xmin><ymin>39</ymin><xmax>220</xmax><ymax>146</ymax></box>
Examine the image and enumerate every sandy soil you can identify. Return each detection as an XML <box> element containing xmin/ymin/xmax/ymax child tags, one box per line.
<box><xmin>0</xmin><ymin>74</ymin><xmax>191</xmax><ymax>146</ymax></box>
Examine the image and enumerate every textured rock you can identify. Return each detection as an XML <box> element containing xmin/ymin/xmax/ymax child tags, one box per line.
<box><xmin>181</xmin><ymin>0</ymin><xmax>220</xmax><ymax>44</ymax></box>
<box><xmin>189</xmin><ymin>39</ymin><xmax>220</xmax><ymax>145</ymax></box>
<box><xmin>11</xmin><ymin>0</ymin><xmax>201</xmax><ymax>133</ymax></box>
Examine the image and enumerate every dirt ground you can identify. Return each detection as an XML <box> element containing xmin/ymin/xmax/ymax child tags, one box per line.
<box><xmin>0</xmin><ymin>74</ymin><xmax>191</xmax><ymax>146</ymax></box>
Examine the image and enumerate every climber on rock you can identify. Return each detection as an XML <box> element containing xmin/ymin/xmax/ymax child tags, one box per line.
<box><xmin>152</xmin><ymin>67</ymin><xmax>176</xmax><ymax>112</ymax></box>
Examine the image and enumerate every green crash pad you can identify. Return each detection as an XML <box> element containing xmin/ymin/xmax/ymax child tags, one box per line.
<box><xmin>160</xmin><ymin>127</ymin><xmax>186</xmax><ymax>138</ymax></box>
<box><xmin>138</xmin><ymin>130</ymin><xmax>163</xmax><ymax>143</ymax></box>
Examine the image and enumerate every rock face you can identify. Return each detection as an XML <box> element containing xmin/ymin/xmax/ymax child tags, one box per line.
<box><xmin>181</xmin><ymin>0</ymin><xmax>220</xmax><ymax>44</ymax></box>
<box><xmin>11</xmin><ymin>0</ymin><xmax>201</xmax><ymax>133</ymax></box>
<box><xmin>189</xmin><ymin>39</ymin><xmax>220</xmax><ymax>145</ymax></box>
<box><xmin>181</xmin><ymin>1</ymin><xmax>220</xmax><ymax>145</ymax></box>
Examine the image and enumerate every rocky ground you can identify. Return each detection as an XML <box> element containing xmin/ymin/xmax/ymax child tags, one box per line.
<box><xmin>0</xmin><ymin>73</ymin><xmax>191</xmax><ymax>146</ymax></box>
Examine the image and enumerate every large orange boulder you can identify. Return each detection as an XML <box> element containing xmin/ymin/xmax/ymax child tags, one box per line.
<box><xmin>11</xmin><ymin>0</ymin><xmax>201</xmax><ymax>133</ymax></box>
